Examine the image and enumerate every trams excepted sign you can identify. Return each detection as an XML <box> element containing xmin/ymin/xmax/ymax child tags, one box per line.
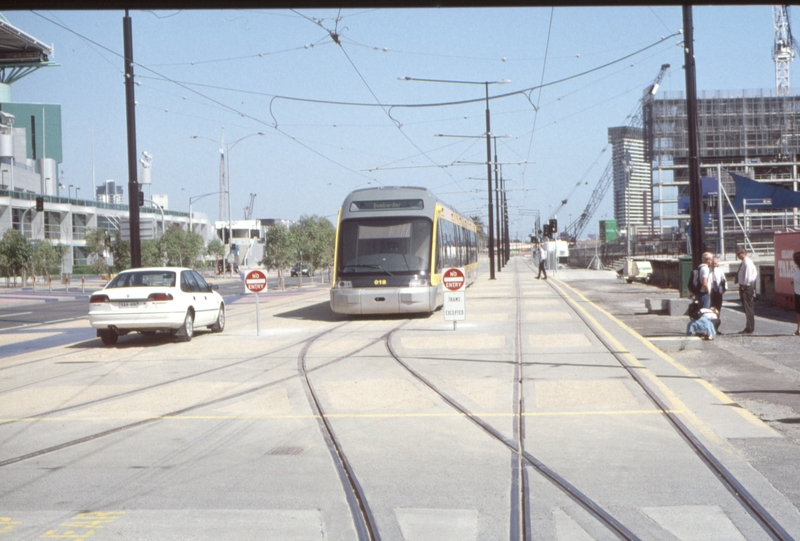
<box><xmin>443</xmin><ymin>267</ymin><xmax>466</xmax><ymax>323</ymax></box>
<box><xmin>442</xmin><ymin>267</ymin><xmax>465</xmax><ymax>292</ymax></box>
<box><xmin>245</xmin><ymin>270</ymin><xmax>268</xmax><ymax>293</ymax></box>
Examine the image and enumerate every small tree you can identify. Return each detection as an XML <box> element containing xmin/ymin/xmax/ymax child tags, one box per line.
<box><xmin>84</xmin><ymin>228</ymin><xmax>113</xmax><ymax>275</ymax></box>
<box><xmin>207</xmin><ymin>237</ymin><xmax>224</xmax><ymax>269</ymax></box>
<box><xmin>292</xmin><ymin>215</ymin><xmax>335</xmax><ymax>281</ymax></box>
<box><xmin>260</xmin><ymin>223</ymin><xmax>292</xmax><ymax>290</ymax></box>
<box><xmin>29</xmin><ymin>241</ymin><xmax>60</xmax><ymax>282</ymax></box>
<box><xmin>161</xmin><ymin>225</ymin><xmax>203</xmax><ymax>267</ymax></box>
<box><xmin>0</xmin><ymin>229</ymin><xmax>34</xmax><ymax>286</ymax></box>
<box><xmin>141</xmin><ymin>239</ymin><xmax>164</xmax><ymax>267</ymax></box>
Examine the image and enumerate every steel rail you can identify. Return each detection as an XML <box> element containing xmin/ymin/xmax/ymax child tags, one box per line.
<box><xmin>544</xmin><ymin>268</ymin><xmax>793</xmax><ymax>541</ymax></box>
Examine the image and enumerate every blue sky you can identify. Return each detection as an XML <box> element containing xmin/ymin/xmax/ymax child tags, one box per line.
<box><xmin>3</xmin><ymin>6</ymin><xmax>781</xmax><ymax>239</ymax></box>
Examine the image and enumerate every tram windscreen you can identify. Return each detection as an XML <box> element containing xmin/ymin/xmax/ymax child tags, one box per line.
<box><xmin>338</xmin><ymin>217</ymin><xmax>432</xmax><ymax>275</ymax></box>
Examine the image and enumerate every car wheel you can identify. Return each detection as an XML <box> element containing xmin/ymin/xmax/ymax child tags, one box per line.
<box><xmin>210</xmin><ymin>305</ymin><xmax>225</xmax><ymax>333</ymax></box>
<box><xmin>176</xmin><ymin>310</ymin><xmax>194</xmax><ymax>342</ymax></box>
<box><xmin>99</xmin><ymin>330</ymin><xmax>118</xmax><ymax>345</ymax></box>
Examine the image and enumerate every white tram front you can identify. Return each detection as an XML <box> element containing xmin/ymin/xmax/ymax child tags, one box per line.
<box><xmin>330</xmin><ymin>186</ymin><xmax>478</xmax><ymax>315</ymax></box>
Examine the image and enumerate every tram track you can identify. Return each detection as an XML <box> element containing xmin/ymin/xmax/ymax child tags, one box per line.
<box><xmin>0</xmin><ymin>316</ymin><xmax>358</xmax><ymax>469</ymax></box>
<box><xmin>534</xmin><ymin>260</ymin><xmax>792</xmax><ymax>541</ymax></box>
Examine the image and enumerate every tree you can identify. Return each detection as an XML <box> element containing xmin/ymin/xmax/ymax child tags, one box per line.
<box><xmin>260</xmin><ymin>223</ymin><xmax>292</xmax><ymax>290</ymax></box>
<box><xmin>141</xmin><ymin>239</ymin><xmax>164</xmax><ymax>268</ymax></box>
<box><xmin>291</xmin><ymin>215</ymin><xmax>335</xmax><ymax>280</ymax></box>
<box><xmin>207</xmin><ymin>237</ymin><xmax>224</xmax><ymax>264</ymax></box>
<box><xmin>0</xmin><ymin>229</ymin><xmax>34</xmax><ymax>286</ymax></box>
<box><xmin>161</xmin><ymin>225</ymin><xmax>203</xmax><ymax>267</ymax></box>
<box><xmin>84</xmin><ymin>228</ymin><xmax>113</xmax><ymax>275</ymax></box>
<box><xmin>29</xmin><ymin>241</ymin><xmax>59</xmax><ymax>282</ymax></box>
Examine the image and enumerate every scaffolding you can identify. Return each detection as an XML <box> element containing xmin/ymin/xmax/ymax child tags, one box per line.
<box><xmin>648</xmin><ymin>89</ymin><xmax>800</xmax><ymax>237</ymax></box>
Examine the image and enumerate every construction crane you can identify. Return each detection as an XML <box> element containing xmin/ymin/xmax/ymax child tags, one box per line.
<box><xmin>565</xmin><ymin>64</ymin><xmax>669</xmax><ymax>241</ymax></box>
<box><xmin>773</xmin><ymin>5</ymin><xmax>796</xmax><ymax>96</ymax></box>
<box><xmin>244</xmin><ymin>193</ymin><xmax>256</xmax><ymax>220</ymax></box>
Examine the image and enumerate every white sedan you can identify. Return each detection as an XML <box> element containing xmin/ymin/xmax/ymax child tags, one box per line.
<box><xmin>89</xmin><ymin>267</ymin><xmax>225</xmax><ymax>345</ymax></box>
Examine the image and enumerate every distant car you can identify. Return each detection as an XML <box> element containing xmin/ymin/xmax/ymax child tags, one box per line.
<box><xmin>290</xmin><ymin>262</ymin><xmax>312</xmax><ymax>277</ymax></box>
<box><xmin>88</xmin><ymin>267</ymin><xmax>225</xmax><ymax>345</ymax></box>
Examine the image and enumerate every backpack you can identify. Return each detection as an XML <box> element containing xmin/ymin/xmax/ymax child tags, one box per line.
<box><xmin>687</xmin><ymin>268</ymin><xmax>701</xmax><ymax>296</ymax></box>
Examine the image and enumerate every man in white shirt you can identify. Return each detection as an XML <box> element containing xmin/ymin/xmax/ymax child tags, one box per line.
<box><xmin>736</xmin><ymin>247</ymin><xmax>758</xmax><ymax>334</ymax></box>
<box><xmin>536</xmin><ymin>243</ymin><xmax>547</xmax><ymax>280</ymax></box>
<box><xmin>697</xmin><ymin>252</ymin><xmax>713</xmax><ymax>309</ymax></box>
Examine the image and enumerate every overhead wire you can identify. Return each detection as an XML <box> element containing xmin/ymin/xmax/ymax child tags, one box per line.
<box><xmin>30</xmin><ymin>9</ymin><xmax>381</xmax><ymax>185</ymax></box>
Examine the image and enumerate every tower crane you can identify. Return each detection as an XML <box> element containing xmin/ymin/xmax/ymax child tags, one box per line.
<box><xmin>565</xmin><ymin>64</ymin><xmax>669</xmax><ymax>241</ymax></box>
<box><xmin>773</xmin><ymin>5</ymin><xmax>796</xmax><ymax>96</ymax></box>
<box><xmin>244</xmin><ymin>193</ymin><xmax>256</xmax><ymax>220</ymax></box>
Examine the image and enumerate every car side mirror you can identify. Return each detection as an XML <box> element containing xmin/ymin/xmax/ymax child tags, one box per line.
<box><xmin>210</xmin><ymin>283</ymin><xmax>219</xmax><ymax>291</ymax></box>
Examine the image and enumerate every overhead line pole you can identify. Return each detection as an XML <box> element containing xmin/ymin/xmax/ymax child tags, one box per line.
<box><xmin>123</xmin><ymin>10</ymin><xmax>141</xmax><ymax>268</ymax></box>
<box><xmin>683</xmin><ymin>6</ymin><xmax>706</xmax><ymax>267</ymax></box>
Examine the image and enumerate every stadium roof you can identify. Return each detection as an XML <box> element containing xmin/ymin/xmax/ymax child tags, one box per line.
<box><xmin>0</xmin><ymin>13</ymin><xmax>57</xmax><ymax>85</ymax></box>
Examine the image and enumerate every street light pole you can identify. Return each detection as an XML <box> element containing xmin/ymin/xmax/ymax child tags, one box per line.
<box><xmin>191</xmin><ymin>131</ymin><xmax>264</xmax><ymax>276</ymax></box>
<box><xmin>400</xmin><ymin>76</ymin><xmax>510</xmax><ymax>280</ymax></box>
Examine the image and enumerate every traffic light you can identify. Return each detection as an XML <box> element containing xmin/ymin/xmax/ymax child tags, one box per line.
<box><xmin>138</xmin><ymin>191</ymin><xmax>144</xmax><ymax>206</ymax></box>
<box><xmin>35</xmin><ymin>197</ymin><xmax>44</xmax><ymax>212</ymax></box>
<box><xmin>549</xmin><ymin>218</ymin><xmax>557</xmax><ymax>234</ymax></box>
<box><xmin>542</xmin><ymin>223</ymin><xmax>552</xmax><ymax>239</ymax></box>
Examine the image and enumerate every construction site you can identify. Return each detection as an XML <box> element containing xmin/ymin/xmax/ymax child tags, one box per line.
<box><xmin>566</xmin><ymin>6</ymin><xmax>800</xmax><ymax>269</ymax></box>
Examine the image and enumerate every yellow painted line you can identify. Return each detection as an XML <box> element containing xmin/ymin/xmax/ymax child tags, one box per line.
<box><xmin>1</xmin><ymin>409</ymin><xmax>679</xmax><ymax>423</ymax></box>
<box><xmin>553</xmin><ymin>279</ymin><xmax>768</xmax><ymax>433</ymax></box>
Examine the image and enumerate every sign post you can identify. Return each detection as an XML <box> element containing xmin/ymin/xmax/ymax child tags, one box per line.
<box><xmin>442</xmin><ymin>267</ymin><xmax>466</xmax><ymax>330</ymax></box>
<box><xmin>244</xmin><ymin>269</ymin><xmax>268</xmax><ymax>335</ymax></box>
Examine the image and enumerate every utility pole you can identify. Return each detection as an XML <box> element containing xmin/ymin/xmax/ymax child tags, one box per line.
<box><xmin>123</xmin><ymin>10</ymin><xmax>141</xmax><ymax>268</ymax></box>
<box><xmin>683</xmin><ymin>6</ymin><xmax>706</xmax><ymax>267</ymax></box>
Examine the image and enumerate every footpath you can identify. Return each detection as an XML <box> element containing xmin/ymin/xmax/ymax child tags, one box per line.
<box><xmin>555</xmin><ymin>265</ymin><xmax>800</xmax><ymax>510</ymax></box>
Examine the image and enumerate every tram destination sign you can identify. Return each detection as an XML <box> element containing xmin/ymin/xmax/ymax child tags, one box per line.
<box><xmin>244</xmin><ymin>270</ymin><xmax>268</xmax><ymax>293</ymax></box>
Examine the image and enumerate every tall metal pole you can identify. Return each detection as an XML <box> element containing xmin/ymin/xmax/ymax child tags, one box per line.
<box><xmin>123</xmin><ymin>10</ymin><xmax>141</xmax><ymax>268</ymax></box>
<box><xmin>503</xmin><ymin>175</ymin><xmax>510</xmax><ymax>262</ymax></box>
<box><xmin>493</xmin><ymin>138</ymin><xmax>502</xmax><ymax>271</ymax></box>
<box><xmin>485</xmin><ymin>83</ymin><xmax>496</xmax><ymax>280</ymax></box>
<box><xmin>683</xmin><ymin>6</ymin><xmax>706</xmax><ymax>268</ymax></box>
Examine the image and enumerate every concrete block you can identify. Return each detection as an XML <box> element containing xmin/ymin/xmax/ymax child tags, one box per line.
<box><xmin>666</xmin><ymin>298</ymin><xmax>693</xmax><ymax>316</ymax></box>
<box><xmin>648</xmin><ymin>336</ymin><xmax>704</xmax><ymax>351</ymax></box>
<box><xmin>645</xmin><ymin>298</ymin><xmax>667</xmax><ymax>313</ymax></box>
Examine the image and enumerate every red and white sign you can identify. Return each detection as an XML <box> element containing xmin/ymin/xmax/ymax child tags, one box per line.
<box><xmin>442</xmin><ymin>267</ymin><xmax>465</xmax><ymax>292</ymax></box>
<box><xmin>244</xmin><ymin>270</ymin><xmax>268</xmax><ymax>293</ymax></box>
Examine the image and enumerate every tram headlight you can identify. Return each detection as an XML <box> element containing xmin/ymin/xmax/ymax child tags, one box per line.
<box><xmin>336</xmin><ymin>280</ymin><xmax>353</xmax><ymax>289</ymax></box>
<box><xmin>408</xmin><ymin>275</ymin><xmax>428</xmax><ymax>287</ymax></box>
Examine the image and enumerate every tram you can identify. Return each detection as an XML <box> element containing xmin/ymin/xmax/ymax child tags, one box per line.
<box><xmin>330</xmin><ymin>186</ymin><xmax>479</xmax><ymax>315</ymax></box>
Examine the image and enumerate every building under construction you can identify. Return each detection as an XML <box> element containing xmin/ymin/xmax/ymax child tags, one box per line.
<box><xmin>648</xmin><ymin>90</ymin><xmax>800</xmax><ymax>239</ymax></box>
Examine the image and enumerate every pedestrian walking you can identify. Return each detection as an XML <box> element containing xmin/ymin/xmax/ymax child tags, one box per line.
<box><xmin>536</xmin><ymin>243</ymin><xmax>547</xmax><ymax>280</ymax></box>
<box><xmin>793</xmin><ymin>251</ymin><xmax>800</xmax><ymax>336</ymax></box>
<box><xmin>710</xmin><ymin>256</ymin><xmax>727</xmax><ymax>327</ymax></box>
<box><xmin>736</xmin><ymin>246</ymin><xmax>758</xmax><ymax>334</ymax></box>
<box><xmin>697</xmin><ymin>252</ymin><xmax>713</xmax><ymax>309</ymax></box>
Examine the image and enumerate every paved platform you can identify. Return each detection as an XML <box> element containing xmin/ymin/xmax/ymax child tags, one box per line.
<box><xmin>1</xmin><ymin>259</ymin><xmax>799</xmax><ymax>539</ymax></box>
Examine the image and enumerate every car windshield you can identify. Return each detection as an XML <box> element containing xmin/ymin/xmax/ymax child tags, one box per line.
<box><xmin>107</xmin><ymin>271</ymin><xmax>176</xmax><ymax>288</ymax></box>
<box><xmin>337</xmin><ymin>217</ymin><xmax>432</xmax><ymax>275</ymax></box>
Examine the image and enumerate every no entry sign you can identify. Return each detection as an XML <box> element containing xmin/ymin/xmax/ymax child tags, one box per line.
<box><xmin>245</xmin><ymin>270</ymin><xmax>268</xmax><ymax>293</ymax></box>
<box><xmin>442</xmin><ymin>267</ymin><xmax>465</xmax><ymax>292</ymax></box>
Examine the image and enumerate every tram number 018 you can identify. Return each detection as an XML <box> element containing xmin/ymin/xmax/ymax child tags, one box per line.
<box><xmin>374</xmin><ymin>279</ymin><xmax>387</xmax><ymax>286</ymax></box>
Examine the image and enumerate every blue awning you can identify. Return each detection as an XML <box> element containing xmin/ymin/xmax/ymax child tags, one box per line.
<box><xmin>730</xmin><ymin>173</ymin><xmax>800</xmax><ymax>212</ymax></box>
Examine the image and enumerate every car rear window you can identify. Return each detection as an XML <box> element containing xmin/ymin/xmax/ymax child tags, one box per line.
<box><xmin>108</xmin><ymin>271</ymin><xmax>176</xmax><ymax>288</ymax></box>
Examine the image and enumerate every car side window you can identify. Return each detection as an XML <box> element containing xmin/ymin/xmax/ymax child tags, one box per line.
<box><xmin>181</xmin><ymin>271</ymin><xmax>199</xmax><ymax>292</ymax></box>
<box><xmin>192</xmin><ymin>271</ymin><xmax>211</xmax><ymax>292</ymax></box>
